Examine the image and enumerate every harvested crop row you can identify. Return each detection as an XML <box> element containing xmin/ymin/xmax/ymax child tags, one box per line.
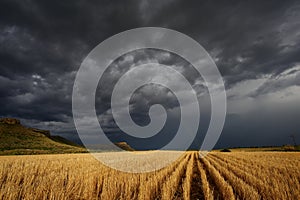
<box><xmin>205</xmin><ymin>155</ymin><xmax>261</xmax><ymax>200</ymax></box>
<box><xmin>196</xmin><ymin>160</ymin><xmax>214</xmax><ymax>200</ymax></box>
<box><xmin>161</xmin><ymin>153</ymin><xmax>191</xmax><ymax>200</ymax></box>
<box><xmin>212</xmin><ymin>152</ymin><xmax>300</xmax><ymax>172</ymax></box>
<box><xmin>208</xmin><ymin>153</ymin><xmax>300</xmax><ymax>199</ymax></box>
<box><xmin>182</xmin><ymin>153</ymin><xmax>194</xmax><ymax>200</ymax></box>
<box><xmin>186</xmin><ymin>153</ymin><xmax>205</xmax><ymax>200</ymax></box>
<box><xmin>138</xmin><ymin>153</ymin><xmax>189</xmax><ymax>200</ymax></box>
<box><xmin>211</xmin><ymin>152</ymin><xmax>300</xmax><ymax>192</ymax></box>
<box><xmin>199</xmin><ymin>155</ymin><xmax>235</xmax><ymax>200</ymax></box>
<box><xmin>208</xmin><ymin>154</ymin><xmax>276</xmax><ymax>199</ymax></box>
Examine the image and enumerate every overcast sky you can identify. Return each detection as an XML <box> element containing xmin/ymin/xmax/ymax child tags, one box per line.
<box><xmin>1</xmin><ymin>0</ymin><xmax>300</xmax><ymax>149</ymax></box>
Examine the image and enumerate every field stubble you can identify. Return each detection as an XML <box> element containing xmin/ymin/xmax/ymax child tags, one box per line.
<box><xmin>0</xmin><ymin>151</ymin><xmax>299</xmax><ymax>199</ymax></box>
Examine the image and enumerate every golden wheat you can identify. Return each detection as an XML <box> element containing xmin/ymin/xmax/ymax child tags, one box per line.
<box><xmin>0</xmin><ymin>151</ymin><xmax>299</xmax><ymax>199</ymax></box>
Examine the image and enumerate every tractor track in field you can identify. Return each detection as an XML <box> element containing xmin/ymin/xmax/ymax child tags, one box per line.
<box><xmin>198</xmin><ymin>157</ymin><xmax>222</xmax><ymax>200</ymax></box>
<box><xmin>190</xmin><ymin>153</ymin><xmax>204</xmax><ymax>200</ymax></box>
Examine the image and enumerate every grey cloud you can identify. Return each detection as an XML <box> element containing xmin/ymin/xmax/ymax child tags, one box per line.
<box><xmin>140</xmin><ymin>0</ymin><xmax>300</xmax><ymax>87</ymax></box>
<box><xmin>249</xmin><ymin>66</ymin><xmax>300</xmax><ymax>97</ymax></box>
<box><xmin>1</xmin><ymin>0</ymin><xmax>300</xmax><ymax>148</ymax></box>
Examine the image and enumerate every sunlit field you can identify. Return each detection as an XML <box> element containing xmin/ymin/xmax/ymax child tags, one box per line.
<box><xmin>0</xmin><ymin>151</ymin><xmax>300</xmax><ymax>199</ymax></box>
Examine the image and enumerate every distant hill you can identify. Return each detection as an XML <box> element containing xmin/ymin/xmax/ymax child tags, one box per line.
<box><xmin>82</xmin><ymin>142</ymin><xmax>135</xmax><ymax>152</ymax></box>
<box><xmin>215</xmin><ymin>145</ymin><xmax>300</xmax><ymax>152</ymax></box>
<box><xmin>0</xmin><ymin>118</ymin><xmax>87</xmax><ymax>155</ymax></box>
<box><xmin>115</xmin><ymin>142</ymin><xmax>135</xmax><ymax>151</ymax></box>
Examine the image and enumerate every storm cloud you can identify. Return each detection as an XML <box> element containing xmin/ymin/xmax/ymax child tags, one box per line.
<box><xmin>1</xmin><ymin>0</ymin><xmax>300</xmax><ymax>148</ymax></box>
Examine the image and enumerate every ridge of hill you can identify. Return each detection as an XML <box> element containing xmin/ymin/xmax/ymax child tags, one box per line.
<box><xmin>114</xmin><ymin>142</ymin><xmax>135</xmax><ymax>151</ymax></box>
<box><xmin>0</xmin><ymin>118</ymin><xmax>87</xmax><ymax>155</ymax></box>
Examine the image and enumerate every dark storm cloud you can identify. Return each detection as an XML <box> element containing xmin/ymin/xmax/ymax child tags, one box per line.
<box><xmin>0</xmin><ymin>0</ymin><xmax>142</xmax><ymax>122</ymax></box>
<box><xmin>0</xmin><ymin>0</ymin><xmax>300</xmax><ymax>147</ymax></box>
<box><xmin>141</xmin><ymin>0</ymin><xmax>300</xmax><ymax>88</ymax></box>
<box><xmin>95</xmin><ymin>49</ymin><xmax>209</xmax><ymax>144</ymax></box>
<box><xmin>0</xmin><ymin>0</ymin><xmax>145</xmax><ymax>78</ymax></box>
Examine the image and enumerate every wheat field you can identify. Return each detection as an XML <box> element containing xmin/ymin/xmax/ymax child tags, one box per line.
<box><xmin>0</xmin><ymin>151</ymin><xmax>299</xmax><ymax>199</ymax></box>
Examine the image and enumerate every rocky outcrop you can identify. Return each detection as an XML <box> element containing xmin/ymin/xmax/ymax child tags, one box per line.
<box><xmin>0</xmin><ymin>118</ymin><xmax>21</xmax><ymax>125</ymax></box>
<box><xmin>115</xmin><ymin>142</ymin><xmax>135</xmax><ymax>151</ymax></box>
<box><xmin>0</xmin><ymin>118</ymin><xmax>50</xmax><ymax>137</ymax></box>
<box><xmin>28</xmin><ymin>128</ymin><xmax>51</xmax><ymax>137</ymax></box>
